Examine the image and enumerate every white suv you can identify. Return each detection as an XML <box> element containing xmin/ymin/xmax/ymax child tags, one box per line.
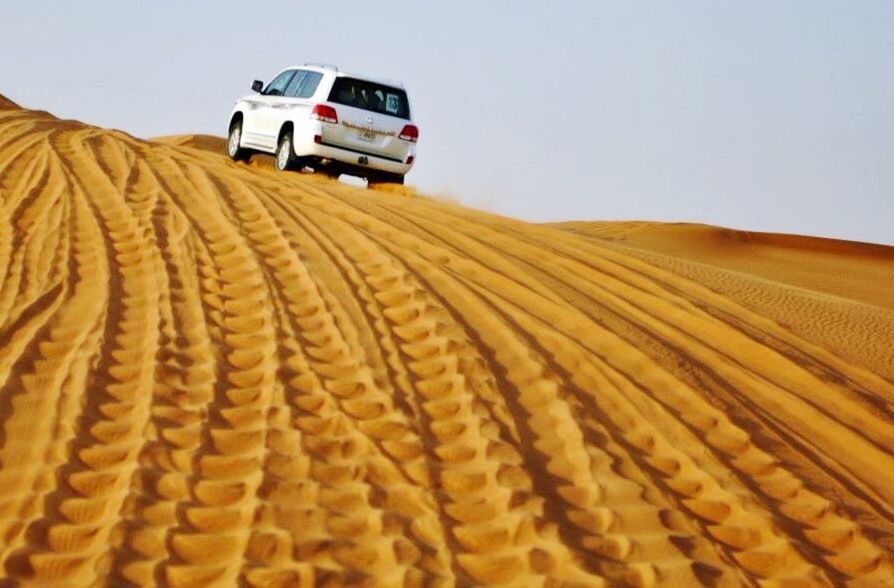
<box><xmin>227</xmin><ymin>64</ymin><xmax>418</xmax><ymax>185</ymax></box>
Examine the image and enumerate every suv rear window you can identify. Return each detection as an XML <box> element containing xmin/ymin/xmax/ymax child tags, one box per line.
<box><xmin>328</xmin><ymin>77</ymin><xmax>410</xmax><ymax>119</ymax></box>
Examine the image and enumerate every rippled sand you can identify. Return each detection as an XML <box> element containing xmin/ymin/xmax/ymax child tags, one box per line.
<box><xmin>1</xmin><ymin>96</ymin><xmax>893</xmax><ymax>586</ymax></box>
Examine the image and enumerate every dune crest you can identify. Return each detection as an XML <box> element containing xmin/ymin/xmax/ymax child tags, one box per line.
<box><xmin>0</xmin><ymin>96</ymin><xmax>19</xmax><ymax>111</ymax></box>
<box><xmin>1</xmin><ymin>96</ymin><xmax>893</xmax><ymax>586</ymax></box>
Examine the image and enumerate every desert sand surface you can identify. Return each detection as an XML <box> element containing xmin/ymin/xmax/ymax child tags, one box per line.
<box><xmin>1</xmin><ymin>95</ymin><xmax>893</xmax><ymax>587</ymax></box>
<box><xmin>553</xmin><ymin>221</ymin><xmax>894</xmax><ymax>381</ymax></box>
<box><xmin>155</xmin><ymin>135</ymin><xmax>277</xmax><ymax>172</ymax></box>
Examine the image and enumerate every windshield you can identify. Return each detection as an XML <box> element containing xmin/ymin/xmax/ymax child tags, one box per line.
<box><xmin>328</xmin><ymin>77</ymin><xmax>410</xmax><ymax>119</ymax></box>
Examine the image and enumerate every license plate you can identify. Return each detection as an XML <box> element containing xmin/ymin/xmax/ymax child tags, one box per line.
<box><xmin>357</xmin><ymin>130</ymin><xmax>376</xmax><ymax>143</ymax></box>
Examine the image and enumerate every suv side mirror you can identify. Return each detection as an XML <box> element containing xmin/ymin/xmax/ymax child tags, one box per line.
<box><xmin>251</xmin><ymin>80</ymin><xmax>264</xmax><ymax>93</ymax></box>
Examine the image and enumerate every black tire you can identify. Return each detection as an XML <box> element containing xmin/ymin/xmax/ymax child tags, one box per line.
<box><xmin>367</xmin><ymin>172</ymin><xmax>404</xmax><ymax>188</ymax></box>
<box><xmin>275</xmin><ymin>130</ymin><xmax>298</xmax><ymax>172</ymax></box>
<box><xmin>227</xmin><ymin>119</ymin><xmax>249</xmax><ymax>161</ymax></box>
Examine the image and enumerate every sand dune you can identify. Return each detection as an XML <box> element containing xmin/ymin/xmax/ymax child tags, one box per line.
<box><xmin>554</xmin><ymin>221</ymin><xmax>894</xmax><ymax>381</ymax></box>
<box><xmin>1</xmin><ymin>96</ymin><xmax>893</xmax><ymax>586</ymax></box>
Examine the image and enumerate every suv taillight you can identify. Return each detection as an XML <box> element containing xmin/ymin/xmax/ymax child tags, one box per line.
<box><xmin>399</xmin><ymin>125</ymin><xmax>418</xmax><ymax>143</ymax></box>
<box><xmin>310</xmin><ymin>104</ymin><xmax>338</xmax><ymax>124</ymax></box>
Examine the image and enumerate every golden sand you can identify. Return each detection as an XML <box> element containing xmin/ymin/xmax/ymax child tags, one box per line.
<box><xmin>554</xmin><ymin>221</ymin><xmax>894</xmax><ymax>381</ymax></box>
<box><xmin>1</xmin><ymin>97</ymin><xmax>893</xmax><ymax>586</ymax></box>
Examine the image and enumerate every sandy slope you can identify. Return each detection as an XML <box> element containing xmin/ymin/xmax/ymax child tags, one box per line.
<box><xmin>1</xmin><ymin>97</ymin><xmax>893</xmax><ymax>587</ymax></box>
<box><xmin>553</xmin><ymin>221</ymin><xmax>894</xmax><ymax>381</ymax></box>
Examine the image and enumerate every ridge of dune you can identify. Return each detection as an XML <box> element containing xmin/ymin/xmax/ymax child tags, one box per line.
<box><xmin>1</xmin><ymin>99</ymin><xmax>893</xmax><ymax>587</ymax></box>
<box><xmin>153</xmin><ymin>134</ymin><xmax>279</xmax><ymax>172</ymax></box>
<box><xmin>0</xmin><ymin>94</ymin><xmax>19</xmax><ymax>110</ymax></box>
<box><xmin>153</xmin><ymin>133</ymin><xmax>228</xmax><ymax>154</ymax></box>
<box><xmin>552</xmin><ymin>221</ymin><xmax>894</xmax><ymax>307</ymax></box>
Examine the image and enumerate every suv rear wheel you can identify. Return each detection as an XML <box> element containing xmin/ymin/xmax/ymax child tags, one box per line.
<box><xmin>228</xmin><ymin>120</ymin><xmax>249</xmax><ymax>161</ymax></box>
<box><xmin>275</xmin><ymin>131</ymin><xmax>298</xmax><ymax>171</ymax></box>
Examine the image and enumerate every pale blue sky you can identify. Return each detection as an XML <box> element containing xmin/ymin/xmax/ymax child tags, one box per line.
<box><xmin>2</xmin><ymin>2</ymin><xmax>892</xmax><ymax>244</ymax></box>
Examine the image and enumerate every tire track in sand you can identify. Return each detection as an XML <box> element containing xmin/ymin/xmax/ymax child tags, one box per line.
<box><xmin>209</xmin><ymin>170</ymin><xmax>455</xmax><ymax>586</ymax></box>
<box><xmin>360</xmin><ymin>199</ymin><xmax>893</xmax><ymax>583</ymax></box>
<box><xmin>291</xmin><ymin>205</ymin><xmax>609</xmax><ymax>586</ymax></box>
<box><xmin>373</xmin><ymin>198</ymin><xmax>894</xmax><ymax>577</ymax></box>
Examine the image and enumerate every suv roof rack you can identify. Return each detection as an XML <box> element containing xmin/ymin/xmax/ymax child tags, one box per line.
<box><xmin>302</xmin><ymin>63</ymin><xmax>339</xmax><ymax>72</ymax></box>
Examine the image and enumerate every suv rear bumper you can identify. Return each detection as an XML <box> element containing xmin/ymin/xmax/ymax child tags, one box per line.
<box><xmin>299</xmin><ymin>140</ymin><xmax>413</xmax><ymax>176</ymax></box>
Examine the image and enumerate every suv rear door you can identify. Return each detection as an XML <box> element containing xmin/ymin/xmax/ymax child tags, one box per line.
<box><xmin>322</xmin><ymin>77</ymin><xmax>412</xmax><ymax>163</ymax></box>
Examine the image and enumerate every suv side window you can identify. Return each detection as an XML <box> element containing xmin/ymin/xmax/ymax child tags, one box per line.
<box><xmin>264</xmin><ymin>70</ymin><xmax>295</xmax><ymax>96</ymax></box>
<box><xmin>296</xmin><ymin>71</ymin><xmax>323</xmax><ymax>98</ymax></box>
<box><xmin>284</xmin><ymin>70</ymin><xmax>308</xmax><ymax>97</ymax></box>
<box><xmin>284</xmin><ymin>70</ymin><xmax>323</xmax><ymax>98</ymax></box>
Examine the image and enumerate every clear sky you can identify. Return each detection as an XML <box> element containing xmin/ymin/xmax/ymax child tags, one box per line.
<box><xmin>2</xmin><ymin>2</ymin><xmax>892</xmax><ymax>244</ymax></box>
